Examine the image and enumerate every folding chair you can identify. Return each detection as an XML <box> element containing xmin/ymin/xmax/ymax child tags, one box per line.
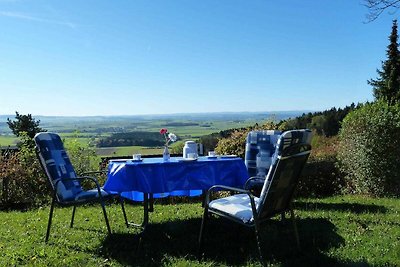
<box><xmin>198</xmin><ymin>129</ymin><xmax>312</xmax><ymax>264</ymax></box>
<box><xmin>34</xmin><ymin>132</ymin><xmax>128</xmax><ymax>242</ymax></box>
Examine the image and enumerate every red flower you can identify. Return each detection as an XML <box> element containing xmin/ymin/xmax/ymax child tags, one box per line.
<box><xmin>160</xmin><ymin>128</ymin><xmax>168</xmax><ymax>135</ymax></box>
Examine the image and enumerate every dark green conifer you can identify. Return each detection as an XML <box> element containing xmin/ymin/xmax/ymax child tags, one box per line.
<box><xmin>369</xmin><ymin>19</ymin><xmax>400</xmax><ymax>104</ymax></box>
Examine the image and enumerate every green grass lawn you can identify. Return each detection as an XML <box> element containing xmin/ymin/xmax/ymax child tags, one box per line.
<box><xmin>1</xmin><ymin>195</ymin><xmax>399</xmax><ymax>266</ymax></box>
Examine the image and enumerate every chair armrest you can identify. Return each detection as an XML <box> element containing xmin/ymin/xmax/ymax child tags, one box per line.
<box><xmin>244</xmin><ymin>176</ymin><xmax>265</xmax><ymax>190</ymax></box>
<box><xmin>79</xmin><ymin>170</ymin><xmax>107</xmax><ymax>176</ymax></box>
<box><xmin>208</xmin><ymin>184</ymin><xmax>249</xmax><ymax>194</ymax></box>
<box><xmin>54</xmin><ymin>176</ymin><xmax>102</xmax><ymax>194</ymax></box>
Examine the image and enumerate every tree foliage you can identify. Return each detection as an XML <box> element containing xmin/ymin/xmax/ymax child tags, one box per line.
<box><xmin>364</xmin><ymin>0</ymin><xmax>400</xmax><ymax>22</ymax></box>
<box><xmin>0</xmin><ymin>133</ymin><xmax>49</xmax><ymax>206</ymax></box>
<box><xmin>7</xmin><ymin>112</ymin><xmax>46</xmax><ymax>139</ymax></box>
<box><xmin>337</xmin><ymin>100</ymin><xmax>400</xmax><ymax>197</ymax></box>
<box><xmin>279</xmin><ymin>104</ymin><xmax>358</xmax><ymax>137</ymax></box>
<box><xmin>297</xmin><ymin>135</ymin><xmax>344</xmax><ymax>198</ymax></box>
<box><xmin>215</xmin><ymin>130</ymin><xmax>248</xmax><ymax>158</ymax></box>
<box><xmin>97</xmin><ymin>132</ymin><xmax>167</xmax><ymax>147</ymax></box>
<box><xmin>368</xmin><ymin>20</ymin><xmax>400</xmax><ymax>104</ymax></box>
<box><xmin>64</xmin><ymin>136</ymin><xmax>99</xmax><ymax>175</ymax></box>
<box><xmin>63</xmin><ymin>134</ymin><xmax>103</xmax><ymax>189</ymax></box>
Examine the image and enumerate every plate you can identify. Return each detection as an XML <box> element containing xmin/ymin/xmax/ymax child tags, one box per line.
<box><xmin>109</xmin><ymin>159</ymin><xmax>129</xmax><ymax>162</ymax></box>
<box><xmin>178</xmin><ymin>158</ymin><xmax>198</xmax><ymax>162</ymax></box>
<box><xmin>219</xmin><ymin>155</ymin><xmax>237</xmax><ymax>158</ymax></box>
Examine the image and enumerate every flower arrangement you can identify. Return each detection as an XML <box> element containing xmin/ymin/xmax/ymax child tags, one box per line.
<box><xmin>159</xmin><ymin>128</ymin><xmax>177</xmax><ymax>147</ymax></box>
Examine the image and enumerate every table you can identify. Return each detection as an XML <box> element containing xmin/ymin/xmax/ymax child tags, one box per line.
<box><xmin>103</xmin><ymin>156</ymin><xmax>249</xmax><ymax>228</ymax></box>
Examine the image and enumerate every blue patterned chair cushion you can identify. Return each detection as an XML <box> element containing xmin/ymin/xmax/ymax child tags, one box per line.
<box><xmin>244</xmin><ymin>130</ymin><xmax>282</xmax><ymax>177</ymax></box>
<box><xmin>34</xmin><ymin>132</ymin><xmax>83</xmax><ymax>201</ymax></box>
<box><xmin>257</xmin><ymin>129</ymin><xmax>312</xmax><ymax>213</ymax></box>
<box><xmin>208</xmin><ymin>129</ymin><xmax>312</xmax><ymax>223</ymax></box>
<box><xmin>75</xmin><ymin>189</ymin><xmax>109</xmax><ymax>201</ymax></box>
<box><xmin>209</xmin><ymin>193</ymin><xmax>260</xmax><ymax>223</ymax></box>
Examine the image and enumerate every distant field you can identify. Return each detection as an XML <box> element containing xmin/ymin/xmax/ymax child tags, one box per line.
<box><xmin>0</xmin><ymin>135</ymin><xmax>18</xmax><ymax>146</ymax></box>
<box><xmin>0</xmin><ymin>120</ymin><xmax>248</xmax><ymax>157</ymax></box>
<box><xmin>96</xmin><ymin>146</ymin><xmax>164</xmax><ymax>156</ymax></box>
<box><xmin>0</xmin><ymin>112</ymin><xmax>303</xmax><ymax>156</ymax></box>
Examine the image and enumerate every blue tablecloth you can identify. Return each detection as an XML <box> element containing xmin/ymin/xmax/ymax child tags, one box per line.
<box><xmin>103</xmin><ymin>156</ymin><xmax>249</xmax><ymax>201</ymax></box>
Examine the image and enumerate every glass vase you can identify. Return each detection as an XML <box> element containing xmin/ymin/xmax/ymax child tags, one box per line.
<box><xmin>163</xmin><ymin>145</ymin><xmax>170</xmax><ymax>161</ymax></box>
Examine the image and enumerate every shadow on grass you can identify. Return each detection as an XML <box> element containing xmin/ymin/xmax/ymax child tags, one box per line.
<box><xmin>95</xmin><ymin>216</ymin><xmax>348</xmax><ymax>266</ymax></box>
<box><xmin>294</xmin><ymin>201</ymin><xmax>387</xmax><ymax>214</ymax></box>
<box><xmin>0</xmin><ymin>202</ymin><xmax>31</xmax><ymax>211</ymax></box>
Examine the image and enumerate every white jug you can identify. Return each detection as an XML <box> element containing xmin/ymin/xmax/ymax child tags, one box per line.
<box><xmin>183</xmin><ymin>141</ymin><xmax>198</xmax><ymax>158</ymax></box>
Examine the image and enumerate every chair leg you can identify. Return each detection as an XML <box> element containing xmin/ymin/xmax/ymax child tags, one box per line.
<box><xmin>70</xmin><ymin>206</ymin><xmax>76</xmax><ymax>228</ymax></box>
<box><xmin>45</xmin><ymin>198</ymin><xmax>56</xmax><ymax>243</ymax></box>
<box><xmin>119</xmin><ymin>196</ymin><xmax>129</xmax><ymax>227</ymax></box>
<box><xmin>100</xmin><ymin>200</ymin><xmax>112</xmax><ymax>234</ymax></box>
<box><xmin>281</xmin><ymin>212</ymin><xmax>286</xmax><ymax>221</ymax></box>
<box><xmin>254</xmin><ymin>219</ymin><xmax>265</xmax><ymax>266</ymax></box>
<box><xmin>142</xmin><ymin>193</ymin><xmax>149</xmax><ymax>228</ymax></box>
<box><xmin>198</xmin><ymin>206</ymin><xmax>209</xmax><ymax>258</ymax></box>
<box><xmin>290</xmin><ymin>208</ymin><xmax>300</xmax><ymax>250</ymax></box>
<box><xmin>149</xmin><ymin>193</ymin><xmax>154</xmax><ymax>212</ymax></box>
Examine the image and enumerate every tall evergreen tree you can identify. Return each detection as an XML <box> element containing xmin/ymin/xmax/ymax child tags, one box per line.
<box><xmin>7</xmin><ymin>111</ymin><xmax>46</xmax><ymax>139</ymax></box>
<box><xmin>368</xmin><ymin>19</ymin><xmax>400</xmax><ymax>105</ymax></box>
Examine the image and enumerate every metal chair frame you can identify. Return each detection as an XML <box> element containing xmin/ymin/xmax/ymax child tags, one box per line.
<box><xmin>34</xmin><ymin>134</ymin><xmax>129</xmax><ymax>242</ymax></box>
<box><xmin>198</xmin><ymin>136</ymin><xmax>311</xmax><ymax>265</ymax></box>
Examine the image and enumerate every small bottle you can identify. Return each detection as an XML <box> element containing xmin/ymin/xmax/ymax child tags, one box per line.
<box><xmin>163</xmin><ymin>146</ymin><xmax>170</xmax><ymax>161</ymax></box>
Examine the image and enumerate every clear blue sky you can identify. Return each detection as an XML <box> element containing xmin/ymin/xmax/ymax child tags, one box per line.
<box><xmin>0</xmin><ymin>0</ymin><xmax>397</xmax><ymax>116</ymax></box>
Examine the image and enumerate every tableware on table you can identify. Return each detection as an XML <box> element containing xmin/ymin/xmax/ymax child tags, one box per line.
<box><xmin>183</xmin><ymin>141</ymin><xmax>198</xmax><ymax>158</ymax></box>
<box><xmin>178</xmin><ymin>157</ymin><xmax>198</xmax><ymax>162</ymax></box>
<box><xmin>133</xmin><ymin>154</ymin><xmax>142</xmax><ymax>161</ymax></box>
<box><xmin>219</xmin><ymin>155</ymin><xmax>237</xmax><ymax>158</ymax></box>
<box><xmin>207</xmin><ymin>151</ymin><xmax>218</xmax><ymax>159</ymax></box>
<box><xmin>187</xmin><ymin>152</ymin><xmax>198</xmax><ymax>159</ymax></box>
<box><xmin>109</xmin><ymin>159</ymin><xmax>129</xmax><ymax>162</ymax></box>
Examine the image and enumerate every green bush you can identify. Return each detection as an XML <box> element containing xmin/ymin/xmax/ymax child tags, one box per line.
<box><xmin>215</xmin><ymin>130</ymin><xmax>247</xmax><ymax>158</ymax></box>
<box><xmin>0</xmin><ymin>133</ymin><xmax>49</xmax><ymax>207</ymax></box>
<box><xmin>170</xmin><ymin>141</ymin><xmax>184</xmax><ymax>155</ymax></box>
<box><xmin>337</xmin><ymin>100</ymin><xmax>400</xmax><ymax>197</ymax></box>
<box><xmin>63</xmin><ymin>135</ymin><xmax>103</xmax><ymax>188</ymax></box>
<box><xmin>63</xmin><ymin>137</ymin><xmax>99</xmax><ymax>175</ymax></box>
<box><xmin>298</xmin><ymin>135</ymin><xmax>344</xmax><ymax>197</ymax></box>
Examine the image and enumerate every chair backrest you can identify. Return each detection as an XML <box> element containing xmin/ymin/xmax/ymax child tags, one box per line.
<box><xmin>244</xmin><ymin>130</ymin><xmax>282</xmax><ymax>177</ymax></box>
<box><xmin>34</xmin><ymin>132</ymin><xmax>82</xmax><ymax>202</ymax></box>
<box><xmin>256</xmin><ymin>129</ymin><xmax>312</xmax><ymax>219</ymax></box>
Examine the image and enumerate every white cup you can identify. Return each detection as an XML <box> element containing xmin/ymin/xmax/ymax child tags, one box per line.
<box><xmin>208</xmin><ymin>151</ymin><xmax>216</xmax><ymax>157</ymax></box>
<box><xmin>133</xmin><ymin>154</ymin><xmax>141</xmax><ymax>161</ymax></box>
<box><xmin>187</xmin><ymin>153</ymin><xmax>197</xmax><ymax>159</ymax></box>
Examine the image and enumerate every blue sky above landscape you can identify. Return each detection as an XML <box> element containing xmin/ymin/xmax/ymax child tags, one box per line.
<box><xmin>0</xmin><ymin>0</ymin><xmax>397</xmax><ymax>116</ymax></box>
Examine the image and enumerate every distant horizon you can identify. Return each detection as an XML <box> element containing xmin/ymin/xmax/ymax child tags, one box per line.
<box><xmin>0</xmin><ymin>109</ymin><xmax>313</xmax><ymax>118</ymax></box>
<box><xmin>0</xmin><ymin>109</ymin><xmax>308</xmax><ymax>136</ymax></box>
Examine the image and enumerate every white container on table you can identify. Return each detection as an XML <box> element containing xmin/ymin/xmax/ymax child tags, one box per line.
<box><xmin>183</xmin><ymin>141</ymin><xmax>198</xmax><ymax>159</ymax></box>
